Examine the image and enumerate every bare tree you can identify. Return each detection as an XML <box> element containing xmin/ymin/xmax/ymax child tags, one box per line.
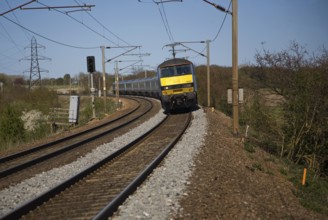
<box><xmin>255</xmin><ymin>42</ymin><xmax>328</xmax><ymax>176</ymax></box>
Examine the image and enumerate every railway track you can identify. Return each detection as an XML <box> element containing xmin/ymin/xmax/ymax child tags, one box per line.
<box><xmin>2</xmin><ymin>111</ymin><xmax>191</xmax><ymax>219</ymax></box>
<box><xmin>0</xmin><ymin>97</ymin><xmax>155</xmax><ymax>189</ymax></box>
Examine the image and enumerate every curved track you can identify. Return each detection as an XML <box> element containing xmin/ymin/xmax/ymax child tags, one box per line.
<box><xmin>2</xmin><ymin>112</ymin><xmax>191</xmax><ymax>220</ymax></box>
<box><xmin>0</xmin><ymin>97</ymin><xmax>156</xmax><ymax>189</ymax></box>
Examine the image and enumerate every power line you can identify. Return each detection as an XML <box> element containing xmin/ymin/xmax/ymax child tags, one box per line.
<box><xmin>0</xmin><ymin>20</ymin><xmax>25</xmax><ymax>57</ymax></box>
<box><xmin>153</xmin><ymin>0</ymin><xmax>175</xmax><ymax>43</ymax></box>
<box><xmin>191</xmin><ymin>0</ymin><xmax>231</xmax><ymax>59</ymax></box>
<box><xmin>0</xmin><ymin>0</ymin><xmax>36</xmax><ymax>16</ymax></box>
<box><xmin>5</xmin><ymin>0</ymin><xmax>31</xmax><ymax>41</ymax></box>
<box><xmin>74</xmin><ymin>0</ymin><xmax>132</xmax><ymax>47</ymax></box>
<box><xmin>35</xmin><ymin>1</ymin><xmax>117</xmax><ymax>46</ymax></box>
<box><xmin>3</xmin><ymin>16</ymin><xmax>99</xmax><ymax>49</ymax></box>
<box><xmin>210</xmin><ymin>0</ymin><xmax>232</xmax><ymax>42</ymax></box>
<box><xmin>159</xmin><ymin>1</ymin><xmax>175</xmax><ymax>42</ymax></box>
<box><xmin>3</xmin><ymin>1</ymin><xmax>133</xmax><ymax>52</ymax></box>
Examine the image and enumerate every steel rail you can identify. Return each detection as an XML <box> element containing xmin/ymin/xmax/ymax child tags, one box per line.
<box><xmin>0</xmin><ymin>97</ymin><xmax>140</xmax><ymax>164</ymax></box>
<box><xmin>1</xmin><ymin>110</ymin><xmax>171</xmax><ymax>220</ymax></box>
<box><xmin>94</xmin><ymin>112</ymin><xmax>191</xmax><ymax>219</ymax></box>
<box><xmin>0</xmin><ymin>97</ymin><xmax>152</xmax><ymax>178</ymax></box>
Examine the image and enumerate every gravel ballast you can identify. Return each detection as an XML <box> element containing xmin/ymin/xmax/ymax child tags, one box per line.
<box><xmin>0</xmin><ymin>108</ymin><xmax>207</xmax><ymax>218</ymax></box>
<box><xmin>112</xmin><ymin>109</ymin><xmax>207</xmax><ymax>219</ymax></box>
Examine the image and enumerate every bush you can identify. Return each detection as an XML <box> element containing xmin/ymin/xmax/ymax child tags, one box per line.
<box><xmin>290</xmin><ymin>168</ymin><xmax>328</xmax><ymax>215</ymax></box>
<box><xmin>21</xmin><ymin>110</ymin><xmax>50</xmax><ymax>141</ymax></box>
<box><xmin>254</xmin><ymin>42</ymin><xmax>328</xmax><ymax>177</ymax></box>
<box><xmin>0</xmin><ymin>104</ymin><xmax>26</xmax><ymax>146</ymax></box>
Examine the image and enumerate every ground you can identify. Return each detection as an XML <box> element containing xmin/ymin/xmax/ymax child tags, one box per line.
<box><xmin>1</xmin><ymin>101</ymin><xmax>326</xmax><ymax>219</ymax></box>
<box><xmin>173</xmin><ymin>109</ymin><xmax>326</xmax><ymax>219</ymax></box>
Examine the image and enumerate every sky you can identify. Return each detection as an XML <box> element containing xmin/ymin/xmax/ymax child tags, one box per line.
<box><xmin>0</xmin><ymin>0</ymin><xmax>327</xmax><ymax>79</ymax></box>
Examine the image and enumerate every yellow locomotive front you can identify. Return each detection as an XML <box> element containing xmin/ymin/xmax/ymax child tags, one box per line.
<box><xmin>158</xmin><ymin>58</ymin><xmax>198</xmax><ymax>111</ymax></box>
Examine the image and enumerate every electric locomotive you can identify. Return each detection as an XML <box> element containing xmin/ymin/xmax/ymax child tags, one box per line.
<box><xmin>158</xmin><ymin>58</ymin><xmax>198</xmax><ymax>111</ymax></box>
<box><xmin>112</xmin><ymin>58</ymin><xmax>198</xmax><ymax>112</ymax></box>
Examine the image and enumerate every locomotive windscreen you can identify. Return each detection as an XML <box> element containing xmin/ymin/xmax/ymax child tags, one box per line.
<box><xmin>160</xmin><ymin>64</ymin><xmax>191</xmax><ymax>77</ymax></box>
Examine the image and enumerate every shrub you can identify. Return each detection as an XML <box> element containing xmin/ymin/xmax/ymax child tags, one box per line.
<box><xmin>254</xmin><ymin>42</ymin><xmax>328</xmax><ymax>177</ymax></box>
<box><xmin>0</xmin><ymin>104</ymin><xmax>26</xmax><ymax>146</ymax></box>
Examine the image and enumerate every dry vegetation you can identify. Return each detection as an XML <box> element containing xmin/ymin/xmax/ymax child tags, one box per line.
<box><xmin>196</xmin><ymin>42</ymin><xmax>327</xmax><ymax>177</ymax></box>
<box><xmin>0</xmin><ymin>79</ymin><xmax>116</xmax><ymax>151</ymax></box>
<box><xmin>0</xmin><ymin>42</ymin><xmax>326</xmax><ymax>215</ymax></box>
<box><xmin>194</xmin><ymin>42</ymin><xmax>327</xmax><ymax>215</ymax></box>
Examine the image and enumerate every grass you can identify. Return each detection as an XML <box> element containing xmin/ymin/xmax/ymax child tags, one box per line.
<box><xmin>279</xmin><ymin>167</ymin><xmax>288</xmax><ymax>176</ymax></box>
<box><xmin>244</xmin><ymin>140</ymin><xmax>256</xmax><ymax>153</ymax></box>
<box><xmin>0</xmin><ymin>95</ymin><xmax>117</xmax><ymax>153</ymax></box>
<box><xmin>243</xmin><ymin>138</ymin><xmax>328</xmax><ymax>216</ymax></box>
<box><xmin>289</xmin><ymin>166</ymin><xmax>328</xmax><ymax>216</ymax></box>
<box><xmin>252</xmin><ymin>163</ymin><xmax>264</xmax><ymax>172</ymax></box>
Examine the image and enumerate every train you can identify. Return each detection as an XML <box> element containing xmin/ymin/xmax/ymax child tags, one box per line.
<box><xmin>113</xmin><ymin>58</ymin><xmax>198</xmax><ymax>111</ymax></box>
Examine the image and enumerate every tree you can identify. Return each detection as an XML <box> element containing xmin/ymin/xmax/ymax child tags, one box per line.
<box><xmin>255</xmin><ymin>42</ymin><xmax>328</xmax><ymax>176</ymax></box>
<box><xmin>55</xmin><ymin>77</ymin><xmax>64</xmax><ymax>85</ymax></box>
<box><xmin>63</xmin><ymin>73</ymin><xmax>71</xmax><ymax>85</ymax></box>
<box><xmin>13</xmin><ymin>77</ymin><xmax>25</xmax><ymax>86</ymax></box>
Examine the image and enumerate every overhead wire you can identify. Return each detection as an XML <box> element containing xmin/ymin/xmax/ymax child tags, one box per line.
<box><xmin>35</xmin><ymin>1</ymin><xmax>118</xmax><ymax>46</ymax></box>
<box><xmin>0</xmin><ymin>1</ymin><xmax>33</xmax><ymax>74</ymax></box>
<box><xmin>153</xmin><ymin>0</ymin><xmax>175</xmax><ymax>43</ymax></box>
<box><xmin>74</xmin><ymin>0</ymin><xmax>132</xmax><ymax>47</ymax></box>
<box><xmin>190</xmin><ymin>0</ymin><xmax>232</xmax><ymax>59</ymax></box>
<box><xmin>0</xmin><ymin>37</ymin><xmax>26</xmax><ymax>72</ymax></box>
<box><xmin>1</xmin><ymin>0</ymin><xmax>31</xmax><ymax>59</ymax></box>
<box><xmin>160</xmin><ymin>0</ymin><xmax>175</xmax><ymax>42</ymax></box>
<box><xmin>0</xmin><ymin>20</ymin><xmax>26</xmax><ymax>57</ymax></box>
<box><xmin>74</xmin><ymin>0</ymin><xmax>153</xmax><ymax>65</ymax></box>
<box><xmin>0</xmin><ymin>1</ymin><xmax>153</xmax><ymax>75</ymax></box>
<box><xmin>67</xmin><ymin>0</ymin><xmax>146</xmax><ymax>63</ymax></box>
<box><xmin>211</xmin><ymin>0</ymin><xmax>231</xmax><ymax>42</ymax></box>
<box><xmin>5</xmin><ymin>0</ymin><xmax>31</xmax><ymax>42</ymax></box>
<box><xmin>0</xmin><ymin>0</ymin><xmax>36</xmax><ymax>16</ymax></box>
<box><xmin>2</xmin><ymin>16</ymin><xmax>99</xmax><ymax>49</ymax></box>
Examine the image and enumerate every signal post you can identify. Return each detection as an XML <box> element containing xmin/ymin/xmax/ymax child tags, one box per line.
<box><xmin>87</xmin><ymin>56</ymin><xmax>96</xmax><ymax>119</ymax></box>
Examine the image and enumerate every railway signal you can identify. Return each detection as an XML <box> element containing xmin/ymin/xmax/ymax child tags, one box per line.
<box><xmin>87</xmin><ymin>56</ymin><xmax>95</xmax><ymax>73</ymax></box>
<box><xmin>86</xmin><ymin>56</ymin><xmax>96</xmax><ymax>118</ymax></box>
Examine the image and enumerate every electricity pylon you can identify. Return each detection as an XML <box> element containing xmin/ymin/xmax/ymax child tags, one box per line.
<box><xmin>21</xmin><ymin>36</ymin><xmax>51</xmax><ymax>89</ymax></box>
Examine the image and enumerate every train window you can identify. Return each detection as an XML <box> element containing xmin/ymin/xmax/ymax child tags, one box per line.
<box><xmin>161</xmin><ymin>65</ymin><xmax>191</xmax><ymax>77</ymax></box>
<box><xmin>161</xmin><ymin>67</ymin><xmax>174</xmax><ymax>77</ymax></box>
<box><xmin>176</xmin><ymin>65</ymin><xmax>191</xmax><ymax>75</ymax></box>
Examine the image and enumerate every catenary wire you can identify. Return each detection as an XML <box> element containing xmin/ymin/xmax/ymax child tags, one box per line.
<box><xmin>74</xmin><ymin>0</ymin><xmax>132</xmax><ymax>47</ymax></box>
<box><xmin>190</xmin><ymin>0</ymin><xmax>231</xmax><ymax>59</ymax></box>
<box><xmin>160</xmin><ymin>0</ymin><xmax>175</xmax><ymax>42</ymax></box>
<box><xmin>0</xmin><ymin>20</ymin><xmax>26</xmax><ymax>57</ymax></box>
<box><xmin>3</xmin><ymin>16</ymin><xmax>99</xmax><ymax>49</ymax></box>
<box><xmin>5</xmin><ymin>0</ymin><xmax>31</xmax><ymax>42</ymax></box>
<box><xmin>153</xmin><ymin>0</ymin><xmax>175</xmax><ymax>43</ymax></box>
<box><xmin>36</xmin><ymin>1</ymin><xmax>118</xmax><ymax>46</ymax></box>
<box><xmin>211</xmin><ymin>0</ymin><xmax>231</xmax><ymax>42</ymax></box>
